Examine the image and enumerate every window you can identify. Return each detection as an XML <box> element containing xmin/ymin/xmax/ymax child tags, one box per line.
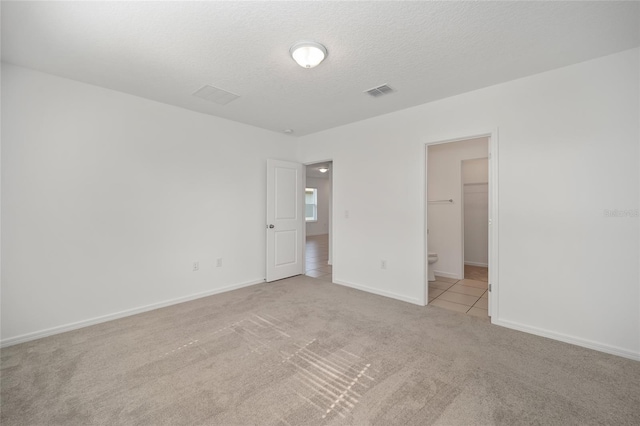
<box><xmin>305</xmin><ymin>188</ymin><xmax>318</xmax><ymax>222</ymax></box>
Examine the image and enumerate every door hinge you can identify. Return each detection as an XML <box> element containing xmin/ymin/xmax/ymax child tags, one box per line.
<box><xmin>489</xmin><ymin>284</ymin><xmax>492</xmax><ymax>292</ymax></box>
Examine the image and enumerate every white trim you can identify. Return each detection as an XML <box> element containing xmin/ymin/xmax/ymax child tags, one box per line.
<box><xmin>493</xmin><ymin>318</ymin><xmax>640</xmax><ymax>362</ymax></box>
<box><xmin>464</xmin><ymin>261</ymin><xmax>488</xmax><ymax>267</ymax></box>
<box><xmin>328</xmin><ymin>164</ymin><xmax>333</xmax><ymax>266</ymax></box>
<box><xmin>421</xmin><ymin>144</ymin><xmax>428</xmax><ymax>305</ymax></box>
<box><xmin>424</xmin><ymin>130</ymin><xmax>496</xmax><ymax>147</ymax></box>
<box><xmin>488</xmin><ymin>130</ymin><xmax>499</xmax><ymax>319</ymax></box>
<box><xmin>333</xmin><ymin>279</ymin><xmax>423</xmax><ymax>306</ymax></box>
<box><xmin>303</xmin><ymin>172</ymin><xmax>307</xmax><ymax>269</ymax></box>
<box><xmin>459</xmin><ymin>160</ymin><xmax>465</xmax><ymax>285</ymax></box>
<box><xmin>432</xmin><ymin>270</ymin><xmax>461</xmax><ymax>280</ymax></box>
<box><xmin>0</xmin><ymin>279</ymin><xmax>264</xmax><ymax>348</ymax></box>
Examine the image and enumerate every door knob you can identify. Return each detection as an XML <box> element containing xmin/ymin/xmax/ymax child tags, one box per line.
<box><xmin>268</xmin><ymin>224</ymin><xmax>275</xmax><ymax>229</ymax></box>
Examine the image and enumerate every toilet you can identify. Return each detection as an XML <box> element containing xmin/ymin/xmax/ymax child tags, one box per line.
<box><xmin>428</xmin><ymin>252</ymin><xmax>438</xmax><ymax>281</ymax></box>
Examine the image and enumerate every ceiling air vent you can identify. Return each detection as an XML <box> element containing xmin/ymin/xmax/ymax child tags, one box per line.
<box><xmin>192</xmin><ymin>85</ymin><xmax>240</xmax><ymax>105</ymax></box>
<box><xmin>365</xmin><ymin>84</ymin><xmax>394</xmax><ymax>98</ymax></box>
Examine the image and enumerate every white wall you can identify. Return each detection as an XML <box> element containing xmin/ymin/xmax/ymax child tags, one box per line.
<box><xmin>3</xmin><ymin>50</ymin><xmax>639</xmax><ymax>360</ymax></box>
<box><xmin>428</xmin><ymin>139</ymin><xmax>488</xmax><ymax>278</ymax></box>
<box><xmin>464</xmin><ymin>183</ymin><xmax>489</xmax><ymax>267</ymax></box>
<box><xmin>463</xmin><ymin>158</ymin><xmax>489</xmax><ymax>267</ymax></box>
<box><xmin>462</xmin><ymin>157</ymin><xmax>489</xmax><ymax>184</ymax></box>
<box><xmin>298</xmin><ymin>48</ymin><xmax>640</xmax><ymax>359</ymax></box>
<box><xmin>305</xmin><ymin>175</ymin><xmax>330</xmax><ymax>236</ymax></box>
<box><xmin>1</xmin><ymin>63</ymin><xmax>296</xmax><ymax>344</ymax></box>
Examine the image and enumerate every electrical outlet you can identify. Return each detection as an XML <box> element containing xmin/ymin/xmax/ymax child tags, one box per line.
<box><xmin>344</xmin><ymin>210</ymin><xmax>350</xmax><ymax>219</ymax></box>
<box><xmin>381</xmin><ymin>260</ymin><xmax>387</xmax><ymax>270</ymax></box>
<box><xmin>193</xmin><ymin>261</ymin><xmax>199</xmax><ymax>271</ymax></box>
<box><xmin>216</xmin><ymin>258</ymin><xmax>223</xmax><ymax>268</ymax></box>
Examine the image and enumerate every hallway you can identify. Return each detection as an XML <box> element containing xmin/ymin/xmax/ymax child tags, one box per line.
<box><xmin>304</xmin><ymin>234</ymin><xmax>332</xmax><ymax>282</ymax></box>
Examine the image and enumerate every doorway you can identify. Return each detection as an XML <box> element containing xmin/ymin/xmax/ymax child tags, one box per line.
<box><xmin>304</xmin><ymin>161</ymin><xmax>333</xmax><ymax>282</ymax></box>
<box><xmin>425</xmin><ymin>133</ymin><xmax>498</xmax><ymax>321</ymax></box>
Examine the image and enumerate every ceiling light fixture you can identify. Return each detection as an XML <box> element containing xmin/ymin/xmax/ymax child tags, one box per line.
<box><xmin>318</xmin><ymin>167</ymin><xmax>329</xmax><ymax>173</ymax></box>
<box><xmin>290</xmin><ymin>41</ymin><xmax>327</xmax><ymax>68</ymax></box>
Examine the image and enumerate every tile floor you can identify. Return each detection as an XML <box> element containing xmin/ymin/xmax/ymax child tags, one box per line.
<box><xmin>429</xmin><ymin>265</ymin><xmax>489</xmax><ymax>321</ymax></box>
<box><xmin>305</xmin><ymin>234</ymin><xmax>332</xmax><ymax>282</ymax></box>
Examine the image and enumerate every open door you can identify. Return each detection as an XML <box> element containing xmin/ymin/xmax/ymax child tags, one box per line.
<box><xmin>266</xmin><ymin>159</ymin><xmax>305</xmax><ymax>282</ymax></box>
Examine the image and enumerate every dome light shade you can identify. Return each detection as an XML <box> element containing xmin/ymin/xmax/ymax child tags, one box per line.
<box><xmin>290</xmin><ymin>41</ymin><xmax>327</xmax><ymax>68</ymax></box>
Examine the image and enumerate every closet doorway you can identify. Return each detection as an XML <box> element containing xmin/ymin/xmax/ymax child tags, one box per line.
<box><xmin>425</xmin><ymin>133</ymin><xmax>498</xmax><ymax>321</ymax></box>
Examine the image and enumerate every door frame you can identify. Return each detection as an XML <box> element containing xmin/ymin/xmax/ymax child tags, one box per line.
<box><xmin>424</xmin><ymin>130</ymin><xmax>499</xmax><ymax>320</ymax></box>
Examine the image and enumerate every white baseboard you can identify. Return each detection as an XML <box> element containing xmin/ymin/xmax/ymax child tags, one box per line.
<box><xmin>0</xmin><ymin>279</ymin><xmax>265</xmax><ymax>348</ymax></box>
<box><xmin>333</xmin><ymin>279</ymin><xmax>423</xmax><ymax>306</ymax></box>
<box><xmin>492</xmin><ymin>318</ymin><xmax>640</xmax><ymax>362</ymax></box>
<box><xmin>432</xmin><ymin>270</ymin><xmax>461</xmax><ymax>280</ymax></box>
<box><xmin>464</xmin><ymin>261</ymin><xmax>488</xmax><ymax>267</ymax></box>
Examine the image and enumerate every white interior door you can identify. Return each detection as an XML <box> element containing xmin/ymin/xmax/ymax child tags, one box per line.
<box><xmin>266</xmin><ymin>159</ymin><xmax>304</xmax><ymax>282</ymax></box>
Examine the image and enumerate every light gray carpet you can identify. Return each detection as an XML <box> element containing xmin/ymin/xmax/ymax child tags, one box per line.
<box><xmin>2</xmin><ymin>275</ymin><xmax>639</xmax><ymax>425</ymax></box>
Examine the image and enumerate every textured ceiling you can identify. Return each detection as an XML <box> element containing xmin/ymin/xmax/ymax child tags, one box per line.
<box><xmin>2</xmin><ymin>1</ymin><xmax>639</xmax><ymax>136</ymax></box>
